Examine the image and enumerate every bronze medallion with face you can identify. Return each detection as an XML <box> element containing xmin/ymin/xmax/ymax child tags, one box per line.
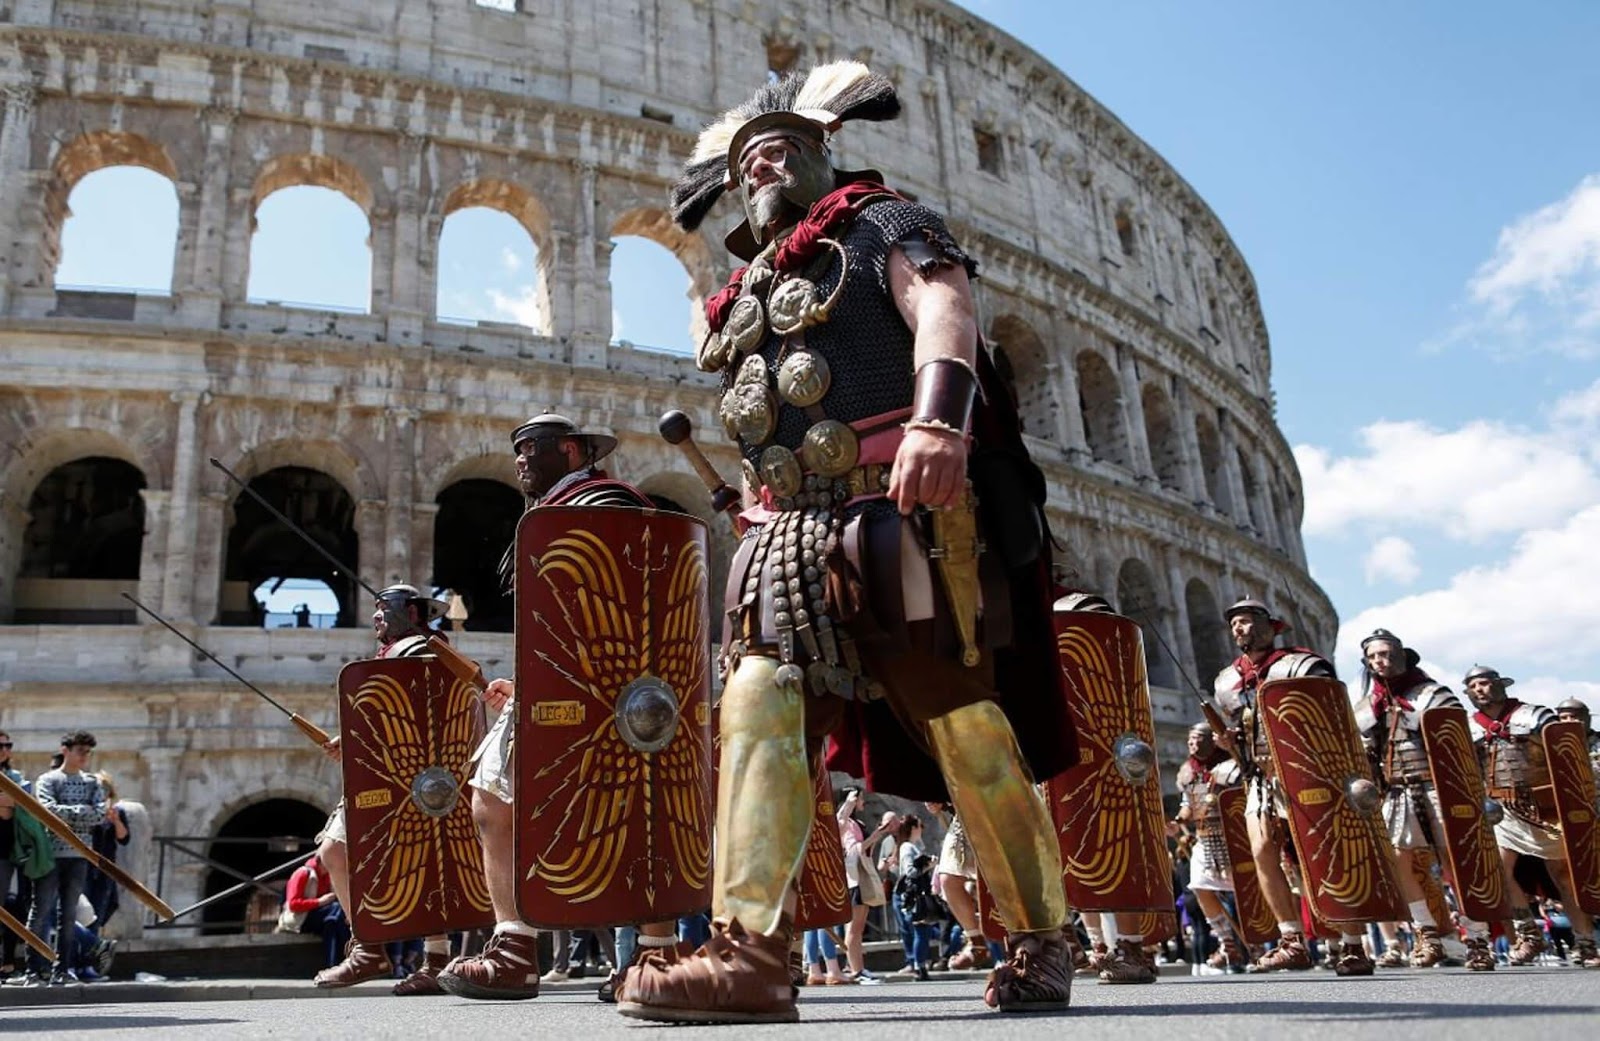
<box><xmin>768</xmin><ymin>277</ymin><xmax>824</xmax><ymax>335</ymax></box>
<box><xmin>759</xmin><ymin>445</ymin><xmax>804</xmax><ymax>498</ymax></box>
<box><xmin>719</xmin><ymin>382</ymin><xmax>777</xmax><ymax>446</ymax></box>
<box><xmin>800</xmin><ymin>420</ymin><xmax>860</xmax><ymax>479</ymax></box>
<box><xmin>776</xmin><ymin>350</ymin><xmax>831</xmax><ymax>408</ymax></box>
<box><xmin>722</xmin><ymin>294</ymin><xmax>767</xmax><ymax>356</ymax></box>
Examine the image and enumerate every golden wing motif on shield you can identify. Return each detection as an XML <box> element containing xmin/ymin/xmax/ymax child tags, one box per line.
<box><xmin>1426</xmin><ymin>713</ymin><xmax>1506</xmax><ymax>912</ymax></box>
<box><xmin>345</xmin><ymin>673</ymin><xmax>428</xmax><ymax>926</ymax></box>
<box><xmin>527</xmin><ymin>526</ymin><xmax>712</xmax><ymax>906</ymax></box>
<box><xmin>1265</xmin><ymin>691</ymin><xmax>1396</xmax><ymax>916</ymax></box>
<box><xmin>1050</xmin><ymin>623</ymin><xmax>1166</xmax><ymax>900</ymax></box>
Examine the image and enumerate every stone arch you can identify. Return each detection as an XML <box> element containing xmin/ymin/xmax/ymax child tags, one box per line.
<box><xmin>432</xmin><ymin>477</ymin><xmax>524</xmax><ymax>633</ymax></box>
<box><xmin>250</xmin><ymin>154</ymin><xmax>374</xmax><ymax>218</ymax></box>
<box><xmin>420</xmin><ymin>451</ymin><xmax>519</xmax><ymax>508</ymax></box>
<box><xmin>610</xmin><ymin>208</ymin><xmax>718</xmax><ymax>350</ymax></box>
<box><xmin>220</xmin><ymin>464</ymin><xmax>362</xmax><ymax>628</ymax></box>
<box><xmin>12</xmin><ymin>457</ymin><xmax>147</xmax><ymax>625</ymax></box>
<box><xmin>217</xmin><ymin>440</ymin><xmax>375</xmax><ymax>506</ymax></box>
<box><xmin>1184</xmin><ymin>578</ymin><xmax>1227</xmax><ymax>685</ymax></box>
<box><xmin>247</xmin><ymin>154</ymin><xmax>375</xmax><ymax>311</ymax></box>
<box><xmin>40</xmin><ymin>130</ymin><xmax>181</xmax><ymax>281</ymax></box>
<box><xmin>0</xmin><ymin>426</ymin><xmax>160</xmax><ymax>623</ymax></box>
<box><xmin>1237</xmin><ymin>447</ymin><xmax>1264</xmax><ymax>532</ymax></box>
<box><xmin>1139</xmin><ymin>381</ymin><xmax>1184</xmax><ymax>492</ymax></box>
<box><xmin>989</xmin><ymin>315</ymin><xmax>1058</xmax><ymax>441</ymax></box>
<box><xmin>201</xmin><ymin>795</ymin><xmax>327</xmax><ymax>934</ymax></box>
<box><xmin>1117</xmin><ymin>556</ymin><xmax>1177</xmax><ymax>688</ymax></box>
<box><xmin>1193</xmin><ymin>409</ymin><xmax>1232</xmax><ymax>515</ymax></box>
<box><xmin>1075</xmin><ymin>348</ymin><xmax>1131</xmax><ymax>468</ymax></box>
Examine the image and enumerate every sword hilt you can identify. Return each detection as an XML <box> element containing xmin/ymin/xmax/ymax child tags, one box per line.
<box><xmin>659</xmin><ymin>410</ymin><xmax>741</xmax><ymax>514</ymax></box>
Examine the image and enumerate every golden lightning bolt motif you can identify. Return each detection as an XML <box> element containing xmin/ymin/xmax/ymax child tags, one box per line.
<box><xmin>346</xmin><ymin>670</ymin><xmax>491</xmax><ymax>928</ymax></box>
<box><xmin>523</xmin><ymin>523</ymin><xmax>712</xmax><ymax>908</ymax></box>
<box><xmin>1050</xmin><ymin>620</ymin><xmax>1171</xmax><ymax>907</ymax></box>
<box><xmin>1261</xmin><ymin>681</ymin><xmax>1402</xmax><ymax>922</ymax></box>
<box><xmin>1545</xmin><ymin>723</ymin><xmax>1600</xmax><ymax>914</ymax></box>
<box><xmin>1423</xmin><ymin>709</ymin><xmax>1507</xmax><ymax>917</ymax></box>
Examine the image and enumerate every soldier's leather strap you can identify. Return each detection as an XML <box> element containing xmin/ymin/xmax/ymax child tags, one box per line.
<box><xmin>0</xmin><ymin>773</ymin><xmax>175</xmax><ymax>920</ymax></box>
<box><xmin>0</xmin><ymin>900</ymin><xmax>54</xmax><ymax>962</ymax></box>
<box><xmin>908</xmin><ymin>358</ymin><xmax>976</xmax><ymax>435</ymax></box>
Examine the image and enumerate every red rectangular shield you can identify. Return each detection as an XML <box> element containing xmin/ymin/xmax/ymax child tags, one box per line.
<box><xmin>794</xmin><ymin>767</ymin><xmax>851</xmax><ymax>930</ymax></box>
<box><xmin>1258</xmin><ymin>676</ymin><xmax>1404</xmax><ymax>925</ymax></box>
<box><xmin>337</xmin><ymin>655</ymin><xmax>494</xmax><ymax>943</ymax></box>
<box><xmin>1545</xmin><ymin>720</ymin><xmax>1600</xmax><ymax>916</ymax></box>
<box><xmin>1216</xmin><ymin>787</ymin><xmax>1277</xmax><ymax>945</ymax></box>
<box><xmin>1421</xmin><ymin>705</ymin><xmax>1512</xmax><ymax>922</ymax></box>
<box><xmin>513</xmin><ymin>506</ymin><xmax>714</xmax><ymax>927</ymax></box>
<box><xmin>1046</xmin><ymin>611</ymin><xmax>1172</xmax><ymax>913</ymax></box>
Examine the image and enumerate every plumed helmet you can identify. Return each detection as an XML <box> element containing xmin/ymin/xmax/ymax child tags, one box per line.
<box><xmin>1461</xmin><ymin>664</ymin><xmax>1514</xmax><ymax>689</ymax></box>
<box><xmin>375</xmin><ymin>583</ymin><xmax>448</xmax><ymax>624</ymax></box>
<box><xmin>1224</xmin><ymin>597</ymin><xmax>1287</xmax><ymax>634</ymax></box>
<box><xmin>510</xmin><ymin>411</ymin><xmax>618</xmax><ymax>464</ymax></box>
<box><xmin>670</xmin><ymin>61</ymin><xmax>900</xmax><ymax>255</ymax></box>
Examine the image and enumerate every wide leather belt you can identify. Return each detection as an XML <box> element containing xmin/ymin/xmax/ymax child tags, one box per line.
<box><xmin>765</xmin><ymin>463</ymin><xmax>892</xmax><ymax>511</ymax></box>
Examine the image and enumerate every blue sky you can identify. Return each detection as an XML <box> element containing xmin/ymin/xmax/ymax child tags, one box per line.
<box><xmin>54</xmin><ymin>2</ymin><xmax>1599</xmax><ymax>706</ymax></box>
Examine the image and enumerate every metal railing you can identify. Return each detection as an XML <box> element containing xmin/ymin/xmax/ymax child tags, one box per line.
<box><xmin>150</xmin><ymin>834</ymin><xmax>318</xmax><ymax>932</ymax></box>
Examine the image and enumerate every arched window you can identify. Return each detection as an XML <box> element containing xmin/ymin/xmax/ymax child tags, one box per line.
<box><xmin>989</xmin><ymin>316</ymin><xmax>1058</xmax><ymax>441</ymax></box>
<box><xmin>1237</xmin><ymin>448</ymin><xmax>1264</xmax><ymax>532</ymax></box>
<box><xmin>436</xmin><ymin>206</ymin><xmax>541</xmax><ymax>327</ymax></box>
<box><xmin>14</xmin><ymin>457</ymin><xmax>146</xmax><ymax>624</ymax></box>
<box><xmin>609</xmin><ymin>236</ymin><xmax>694</xmax><ymax>353</ymax></box>
<box><xmin>222</xmin><ymin>467</ymin><xmax>358</xmax><ymax>627</ymax></box>
<box><xmin>1115</xmin><ymin>209</ymin><xmax>1137</xmax><ymax>259</ymax></box>
<box><xmin>1076</xmin><ymin>351</ymin><xmax>1130</xmax><ymax>468</ymax></box>
<box><xmin>432</xmin><ymin>478</ymin><xmax>525</xmax><ymax>634</ymax></box>
<box><xmin>1194</xmin><ymin>410</ymin><xmax>1232</xmax><ymax>515</ymax></box>
<box><xmin>609</xmin><ymin>209</ymin><xmax>715</xmax><ymax>354</ymax></box>
<box><xmin>1117</xmin><ymin>558</ymin><xmax>1177</xmax><ymax>689</ymax></box>
<box><xmin>53</xmin><ymin>166</ymin><xmax>179</xmax><ymax>296</ymax></box>
<box><xmin>246</xmin><ymin>156</ymin><xmax>374</xmax><ymax>313</ymax></box>
<box><xmin>1140</xmin><ymin>382</ymin><xmax>1184</xmax><ymax>492</ymax></box>
<box><xmin>203</xmin><ymin>798</ymin><xmax>326</xmax><ymax>935</ymax></box>
<box><xmin>1185</xmin><ymin>579</ymin><xmax>1227</xmax><ymax>685</ymax></box>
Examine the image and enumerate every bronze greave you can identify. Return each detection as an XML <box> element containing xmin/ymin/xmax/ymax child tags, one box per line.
<box><xmin>711</xmin><ymin>655</ymin><xmax>812</xmax><ymax>936</ymax></box>
<box><xmin>926</xmin><ymin>699</ymin><xmax>1067</xmax><ymax>934</ymax></box>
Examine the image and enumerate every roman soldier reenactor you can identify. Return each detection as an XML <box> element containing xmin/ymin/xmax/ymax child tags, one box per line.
<box><xmin>620</xmin><ymin>60</ymin><xmax>1080</xmax><ymax>1023</ymax></box>
<box><xmin>438</xmin><ymin>413</ymin><xmax>687</xmax><ymax>1000</ymax></box>
<box><xmin>1354</xmin><ymin>630</ymin><xmax>1477</xmax><ymax>969</ymax></box>
<box><xmin>314</xmin><ymin>584</ymin><xmax>451</xmax><ymax>991</ymax></box>
<box><xmin>1208</xmin><ymin>599</ymin><xmax>1375</xmax><ymax>975</ymax></box>
<box><xmin>1171</xmin><ymin>722</ymin><xmax>1248</xmax><ymax>971</ymax></box>
<box><xmin>1465</xmin><ymin>666</ymin><xmax>1600</xmax><ymax>968</ymax></box>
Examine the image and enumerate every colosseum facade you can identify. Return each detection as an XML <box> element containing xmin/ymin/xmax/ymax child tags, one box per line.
<box><xmin>0</xmin><ymin>0</ymin><xmax>1333</xmax><ymax>933</ymax></box>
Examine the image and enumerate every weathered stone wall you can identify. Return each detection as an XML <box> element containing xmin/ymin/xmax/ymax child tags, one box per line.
<box><xmin>0</xmin><ymin>0</ymin><xmax>1334</xmax><ymax>925</ymax></box>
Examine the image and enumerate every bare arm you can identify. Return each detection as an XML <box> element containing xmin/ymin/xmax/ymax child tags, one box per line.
<box><xmin>885</xmin><ymin>247</ymin><xmax>978</xmax><ymax>515</ymax></box>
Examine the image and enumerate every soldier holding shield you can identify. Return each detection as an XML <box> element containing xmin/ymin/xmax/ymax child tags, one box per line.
<box><xmin>438</xmin><ymin>413</ymin><xmax>687</xmax><ymax>1001</ymax></box>
<box><xmin>1465</xmin><ymin>666</ymin><xmax>1600</xmax><ymax>968</ymax></box>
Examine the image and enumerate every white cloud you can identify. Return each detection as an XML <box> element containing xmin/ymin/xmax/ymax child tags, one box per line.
<box><xmin>1335</xmin><ymin>503</ymin><xmax>1600</xmax><ymax>682</ymax></box>
<box><xmin>1510</xmin><ymin>677</ymin><xmax>1600</xmax><ymax>710</ymax></box>
<box><xmin>1362</xmin><ymin>536</ymin><xmax>1419</xmax><ymax>585</ymax></box>
<box><xmin>1449</xmin><ymin>173</ymin><xmax>1600</xmax><ymax>358</ymax></box>
<box><xmin>500</xmin><ymin>246</ymin><xmax>522</xmax><ymax>273</ymax></box>
<box><xmin>487</xmin><ymin>286</ymin><xmax>544</xmax><ymax>330</ymax></box>
<box><xmin>611</xmin><ymin>308</ymin><xmax>626</xmax><ymax>342</ymax></box>
<box><xmin>1295</xmin><ymin>412</ymin><xmax>1600</xmax><ymax>541</ymax></box>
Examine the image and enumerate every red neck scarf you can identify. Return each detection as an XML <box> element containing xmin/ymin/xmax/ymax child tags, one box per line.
<box><xmin>1474</xmin><ymin>700</ymin><xmax>1523</xmax><ymax>741</ymax></box>
<box><xmin>1371</xmin><ymin>667</ymin><xmax>1430</xmax><ymax>716</ymax></box>
<box><xmin>1231</xmin><ymin>648</ymin><xmax>1290</xmax><ymax>692</ymax></box>
<box><xmin>705</xmin><ymin>180</ymin><xmax>904</xmax><ymax>333</ymax></box>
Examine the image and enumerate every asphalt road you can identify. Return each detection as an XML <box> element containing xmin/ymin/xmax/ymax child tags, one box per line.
<box><xmin>3</xmin><ymin>967</ymin><xmax>1597</xmax><ymax>1040</ymax></box>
